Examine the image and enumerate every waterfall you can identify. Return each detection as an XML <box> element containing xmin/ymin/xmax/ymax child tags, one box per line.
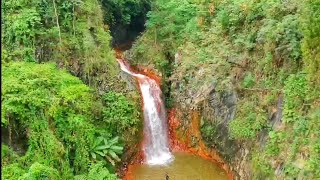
<box><xmin>117</xmin><ymin>59</ymin><xmax>173</xmax><ymax>165</ymax></box>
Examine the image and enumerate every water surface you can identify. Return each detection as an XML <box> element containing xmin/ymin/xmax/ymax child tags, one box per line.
<box><xmin>130</xmin><ymin>152</ymin><xmax>228</xmax><ymax>180</ymax></box>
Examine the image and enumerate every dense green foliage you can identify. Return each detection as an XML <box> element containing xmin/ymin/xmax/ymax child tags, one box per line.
<box><xmin>2</xmin><ymin>0</ymin><xmax>144</xmax><ymax>179</ymax></box>
<box><xmin>1</xmin><ymin>0</ymin><xmax>118</xmax><ymax>89</ymax></box>
<box><xmin>301</xmin><ymin>0</ymin><xmax>320</xmax><ymax>85</ymax></box>
<box><xmin>100</xmin><ymin>0</ymin><xmax>150</xmax><ymax>46</ymax></box>
<box><xmin>129</xmin><ymin>0</ymin><xmax>320</xmax><ymax>178</ymax></box>
<box><xmin>103</xmin><ymin>92</ymin><xmax>141</xmax><ymax>135</ymax></box>
<box><xmin>74</xmin><ymin>162</ymin><xmax>118</xmax><ymax>180</ymax></box>
<box><xmin>1</xmin><ymin>62</ymin><xmax>139</xmax><ymax>179</ymax></box>
<box><xmin>101</xmin><ymin>0</ymin><xmax>150</xmax><ymax>26</ymax></box>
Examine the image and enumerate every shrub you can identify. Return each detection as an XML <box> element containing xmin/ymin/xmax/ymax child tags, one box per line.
<box><xmin>102</xmin><ymin>92</ymin><xmax>140</xmax><ymax>136</ymax></box>
<box><xmin>20</xmin><ymin>163</ymin><xmax>60</xmax><ymax>180</ymax></box>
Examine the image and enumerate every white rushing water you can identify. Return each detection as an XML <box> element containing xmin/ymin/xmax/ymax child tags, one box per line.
<box><xmin>117</xmin><ymin>59</ymin><xmax>173</xmax><ymax>165</ymax></box>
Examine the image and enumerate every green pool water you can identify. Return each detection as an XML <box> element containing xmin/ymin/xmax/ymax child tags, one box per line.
<box><xmin>130</xmin><ymin>152</ymin><xmax>228</xmax><ymax>180</ymax></box>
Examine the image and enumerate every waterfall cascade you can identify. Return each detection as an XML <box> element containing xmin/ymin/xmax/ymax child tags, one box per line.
<box><xmin>117</xmin><ymin>59</ymin><xmax>173</xmax><ymax>165</ymax></box>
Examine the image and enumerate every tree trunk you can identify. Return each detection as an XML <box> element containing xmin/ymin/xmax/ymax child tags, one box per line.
<box><xmin>53</xmin><ymin>0</ymin><xmax>62</xmax><ymax>45</ymax></box>
<box><xmin>73</xmin><ymin>2</ymin><xmax>76</xmax><ymax>36</ymax></box>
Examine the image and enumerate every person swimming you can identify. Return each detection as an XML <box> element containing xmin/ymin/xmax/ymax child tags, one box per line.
<box><xmin>165</xmin><ymin>172</ymin><xmax>169</xmax><ymax>180</ymax></box>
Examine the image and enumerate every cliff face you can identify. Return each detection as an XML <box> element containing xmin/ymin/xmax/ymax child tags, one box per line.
<box><xmin>169</xmin><ymin>53</ymin><xmax>287</xmax><ymax>179</ymax></box>
<box><xmin>169</xmin><ymin>55</ymin><xmax>250</xmax><ymax>179</ymax></box>
<box><xmin>127</xmin><ymin>0</ymin><xmax>320</xmax><ymax>179</ymax></box>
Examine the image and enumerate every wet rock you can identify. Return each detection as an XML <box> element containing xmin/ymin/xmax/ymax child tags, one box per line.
<box><xmin>119</xmin><ymin>70</ymin><xmax>139</xmax><ymax>91</ymax></box>
<box><xmin>270</xmin><ymin>96</ymin><xmax>283</xmax><ymax>129</ymax></box>
<box><xmin>259</xmin><ymin>96</ymin><xmax>283</xmax><ymax>147</ymax></box>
